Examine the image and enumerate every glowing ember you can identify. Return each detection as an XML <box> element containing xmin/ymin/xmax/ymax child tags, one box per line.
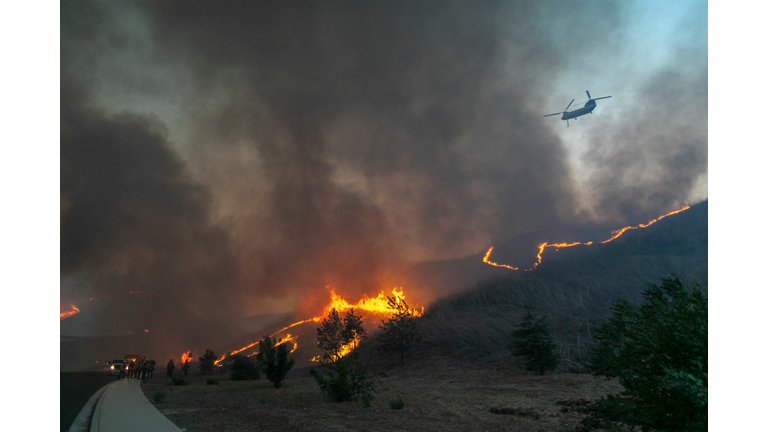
<box><xmin>181</xmin><ymin>351</ymin><xmax>193</xmax><ymax>363</ymax></box>
<box><xmin>484</xmin><ymin>206</ymin><xmax>691</xmax><ymax>272</ymax></box>
<box><xmin>144</xmin><ymin>329</ymin><xmax>150</xmax><ymax>333</ymax></box>
<box><xmin>60</xmin><ymin>304</ymin><xmax>80</xmax><ymax>320</ymax></box>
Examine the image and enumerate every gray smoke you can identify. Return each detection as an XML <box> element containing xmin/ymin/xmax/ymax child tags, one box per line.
<box><xmin>61</xmin><ymin>1</ymin><xmax>706</xmax><ymax>345</ymax></box>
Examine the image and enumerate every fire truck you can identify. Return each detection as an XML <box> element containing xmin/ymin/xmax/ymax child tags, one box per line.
<box><xmin>106</xmin><ymin>354</ymin><xmax>144</xmax><ymax>375</ymax></box>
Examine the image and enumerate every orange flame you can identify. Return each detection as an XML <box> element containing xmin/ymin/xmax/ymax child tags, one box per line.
<box><xmin>484</xmin><ymin>206</ymin><xmax>691</xmax><ymax>272</ymax></box>
<box><xmin>181</xmin><ymin>351</ymin><xmax>193</xmax><ymax>363</ymax></box>
<box><xmin>322</xmin><ymin>287</ymin><xmax>423</xmax><ymax>318</ymax></box>
<box><xmin>245</xmin><ymin>333</ymin><xmax>299</xmax><ymax>358</ymax></box>
<box><xmin>215</xmin><ymin>287</ymin><xmax>423</xmax><ymax>366</ymax></box>
<box><xmin>60</xmin><ymin>304</ymin><xmax>80</xmax><ymax>320</ymax></box>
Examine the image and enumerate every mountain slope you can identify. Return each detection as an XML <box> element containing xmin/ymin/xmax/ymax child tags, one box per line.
<box><xmin>417</xmin><ymin>200</ymin><xmax>707</xmax><ymax>369</ymax></box>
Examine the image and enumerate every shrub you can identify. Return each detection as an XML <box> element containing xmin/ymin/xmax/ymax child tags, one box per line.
<box><xmin>310</xmin><ymin>352</ymin><xmax>375</xmax><ymax>403</ymax></box>
<box><xmin>378</xmin><ymin>296</ymin><xmax>422</xmax><ymax>366</ymax></box>
<box><xmin>198</xmin><ymin>349</ymin><xmax>216</xmax><ymax>375</ymax></box>
<box><xmin>172</xmin><ymin>377</ymin><xmax>188</xmax><ymax>386</ymax></box>
<box><xmin>168</xmin><ymin>366</ymin><xmax>187</xmax><ymax>385</ymax></box>
<box><xmin>152</xmin><ymin>391</ymin><xmax>166</xmax><ymax>404</ymax></box>
<box><xmin>230</xmin><ymin>355</ymin><xmax>260</xmax><ymax>381</ymax></box>
<box><xmin>206</xmin><ymin>378</ymin><xmax>218</xmax><ymax>385</ymax></box>
<box><xmin>588</xmin><ymin>276</ymin><xmax>707</xmax><ymax>431</ymax></box>
<box><xmin>509</xmin><ymin>308</ymin><xmax>560</xmax><ymax>374</ymax></box>
<box><xmin>389</xmin><ymin>398</ymin><xmax>404</xmax><ymax>409</ymax></box>
<box><xmin>255</xmin><ymin>335</ymin><xmax>294</xmax><ymax>388</ymax></box>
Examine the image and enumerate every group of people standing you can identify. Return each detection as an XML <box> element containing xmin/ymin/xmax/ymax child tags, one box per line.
<box><xmin>117</xmin><ymin>358</ymin><xmax>156</xmax><ymax>380</ymax></box>
<box><xmin>165</xmin><ymin>358</ymin><xmax>191</xmax><ymax>378</ymax></box>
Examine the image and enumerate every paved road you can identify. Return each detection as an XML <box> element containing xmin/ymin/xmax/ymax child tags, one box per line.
<box><xmin>91</xmin><ymin>378</ymin><xmax>181</xmax><ymax>431</ymax></box>
<box><xmin>60</xmin><ymin>372</ymin><xmax>116</xmax><ymax>431</ymax></box>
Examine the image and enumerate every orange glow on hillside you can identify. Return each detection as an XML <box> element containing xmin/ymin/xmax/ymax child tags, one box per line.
<box><xmin>60</xmin><ymin>304</ymin><xmax>80</xmax><ymax>320</ymax></box>
<box><xmin>214</xmin><ymin>287</ymin><xmax>423</xmax><ymax>366</ymax></box>
<box><xmin>484</xmin><ymin>206</ymin><xmax>691</xmax><ymax>272</ymax></box>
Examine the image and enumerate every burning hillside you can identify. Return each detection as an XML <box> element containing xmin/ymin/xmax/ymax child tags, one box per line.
<box><xmin>213</xmin><ymin>287</ymin><xmax>423</xmax><ymax>367</ymax></box>
<box><xmin>483</xmin><ymin>206</ymin><xmax>691</xmax><ymax>271</ymax></box>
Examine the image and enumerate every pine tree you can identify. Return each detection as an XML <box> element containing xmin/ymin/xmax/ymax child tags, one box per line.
<box><xmin>198</xmin><ymin>349</ymin><xmax>216</xmax><ymax>375</ymax></box>
<box><xmin>316</xmin><ymin>308</ymin><xmax>345</xmax><ymax>363</ymax></box>
<box><xmin>510</xmin><ymin>309</ymin><xmax>560</xmax><ymax>374</ymax></box>
<box><xmin>378</xmin><ymin>296</ymin><xmax>422</xmax><ymax>366</ymax></box>
<box><xmin>256</xmin><ymin>335</ymin><xmax>294</xmax><ymax>388</ymax></box>
<box><xmin>342</xmin><ymin>308</ymin><xmax>367</xmax><ymax>350</ymax></box>
<box><xmin>311</xmin><ymin>308</ymin><xmax>376</xmax><ymax>403</ymax></box>
<box><xmin>588</xmin><ymin>276</ymin><xmax>707</xmax><ymax>431</ymax></box>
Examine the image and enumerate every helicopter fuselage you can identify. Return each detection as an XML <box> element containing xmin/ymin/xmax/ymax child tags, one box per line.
<box><xmin>561</xmin><ymin>100</ymin><xmax>597</xmax><ymax>120</ymax></box>
<box><xmin>543</xmin><ymin>91</ymin><xmax>611</xmax><ymax>126</ymax></box>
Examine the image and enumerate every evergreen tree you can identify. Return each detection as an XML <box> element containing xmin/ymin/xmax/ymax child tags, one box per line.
<box><xmin>510</xmin><ymin>309</ymin><xmax>560</xmax><ymax>374</ymax></box>
<box><xmin>311</xmin><ymin>308</ymin><xmax>376</xmax><ymax>403</ymax></box>
<box><xmin>198</xmin><ymin>349</ymin><xmax>216</xmax><ymax>375</ymax></box>
<box><xmin>342</xmin><ymin>308</ymin><xmax>367</xmax><ymax>350</ymax></box>
<box><xmin>378</xmin><ymin>296</ymin><xmax>422</xmax><ymax>366</ymax></box>
<box><xmin>588</xmin><ymin>276</ymin><xmax>707</xmax><ymax>431</ymax></box>
<box><xmin>255</xmin><ymin>335</ymin><xmax>294</xmax><ymax>388</ymax></box>
<box><xmin>315</xmin><ymin>308</ymin><xmax>367</xmax><ymax>363</ymax></box>
<box><xmin>315</xmin><ymin>309</ymin><xmax>345</xmax><ymax>363</ymax></box>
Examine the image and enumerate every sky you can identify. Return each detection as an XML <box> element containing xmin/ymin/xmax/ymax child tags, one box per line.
<box><xmin>2</xmin><ymin>0</ymin><xmax>767</xmax><ymax>429</ymax></box>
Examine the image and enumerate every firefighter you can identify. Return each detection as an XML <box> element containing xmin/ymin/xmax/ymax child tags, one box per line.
<box><xmin>167</xmin><ymin>358</ymin><xmax>175</xmax><ymax>378</ymax></box>
<box><xmin>182</xmin><ymin>359</ymin><xmax>190</xmax><ymax>376</ymax></box>
<box><xmin>140</xmin><ymin>359</ymin><xmax>147</xmax><ymax>380</ymax></box>
<box><xmin>117</xmin><ymin>363</ymin><xmax>126</xmax><ymax>380</ymax></box>
<box><xmin>128</xmin><ymin>360</ymin><xmax>135</xmax><ymax>379</ymax></box>
<box><xmin>148</xmin><ymin>359</ymin><xmax>155</xmax><ymax>378</ymax></box>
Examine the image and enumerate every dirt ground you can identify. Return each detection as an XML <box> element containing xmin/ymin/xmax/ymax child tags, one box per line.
<box><xmin>141</xmin><ymin>355</ymin><xmax>622</xmax><ymax>432</ymax></box>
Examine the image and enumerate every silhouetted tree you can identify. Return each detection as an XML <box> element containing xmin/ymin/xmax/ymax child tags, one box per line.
<box><xmin>342</xmin><ymin>308</ymin><xmax>367</xmax><ymax>351</ymax></box>
<box><xmin>229</xmin><ymin>354</ymin><xmax>260</xmax><ymax>381</ymax></box>
<box><xmin>316</xmin><ymin>308</ymin><xmax>367</xmax><ymax>363</ymax></box>
<box><xmin>378</xmin><ymin>296</ymin><xmax>422</xmax><ymax>366</ymax></box>
<box><xmin>255</xmin><ymin>335</ymin><xmax>294</xmax><ymax>388</ymax></box>
<box><xmin>588</xmin><ymin>276</ymin><xmax>707</xmax><ymax>431</ymax></box>
<box><xmin>198</xmin><ymin>349</ymin><xmax>216</xmax><ymax>375</ymax></box>
<box><xmin>510</xmin><ymin>309</ymin><xmax>560</xmax><ymax>374</ymax></box>
<box><xmin>316</xmin><ymin>309</ymin><xmax>345</xmax><ymax>363</ymax></box>
<box><xmin>311</xmin><ymin>308</ymin><xmax>376</xmax><ymax>404</ymax></box>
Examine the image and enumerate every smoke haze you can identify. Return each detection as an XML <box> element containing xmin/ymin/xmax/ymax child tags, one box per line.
<box><xmin>60</xmin><ymin>1</ymin><xmax>707</xmax><ymax>353</ymax></box>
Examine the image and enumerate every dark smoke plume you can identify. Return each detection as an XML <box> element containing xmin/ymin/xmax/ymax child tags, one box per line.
<box><xmin>61</xmin><ymin>1</ymin><xmax>706</xmax><ymax>357</ymax></box>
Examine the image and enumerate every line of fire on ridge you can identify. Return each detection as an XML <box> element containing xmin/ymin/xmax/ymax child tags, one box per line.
<box><xmin>483</xmin><ymin>205</ymin><xmax>691</xmax><ymax>272</ymax></box>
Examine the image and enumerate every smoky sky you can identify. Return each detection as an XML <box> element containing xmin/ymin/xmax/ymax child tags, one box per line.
<box><xmin>61</xmin><ymin>1</ymin><xmax>707</xmax><ymax>325</ymax></box>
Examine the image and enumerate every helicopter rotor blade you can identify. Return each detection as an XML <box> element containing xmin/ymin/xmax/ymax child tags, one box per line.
<box><xmin>543</xmin><ymin>112</ymin><xmax>563</xmax><ymax>117</ymax></box>
<box><xmin>586</xmin><ymin>90</ymin><xmax>591</xmax><ymax>99</ymax></box>
<box><xmin>592</xmin><ymin>96</ymin><xmax>612</xmax><ymax>101</ymax></box>
<box><xmin>564</xmin><ymin>99</ymin><xmax>575</xmax><ymax>112</ymax></box>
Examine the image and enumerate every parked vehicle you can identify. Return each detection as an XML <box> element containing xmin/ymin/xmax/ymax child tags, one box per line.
<box><xmin>107</xmin><ymin>359</ymin><xmax>128</xmax><ymax>375</ymax></box>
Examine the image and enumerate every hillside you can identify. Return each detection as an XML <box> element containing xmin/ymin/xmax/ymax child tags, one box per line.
<box><xmin>416</xmin><ymin>200</ymin><xmax>707</xmax><ymax>369</ymax></box>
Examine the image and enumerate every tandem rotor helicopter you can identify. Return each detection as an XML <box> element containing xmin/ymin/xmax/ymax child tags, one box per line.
<box><xmin>544</xmin><ymin>90</ymin><xmax>612</xmax><ymax>127</ymax></box>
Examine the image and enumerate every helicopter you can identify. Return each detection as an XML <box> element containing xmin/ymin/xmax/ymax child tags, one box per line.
<box><xmin>544</xmin><ymin>90</ymin><xmax>612</xmax><ymax>127</ymax></box>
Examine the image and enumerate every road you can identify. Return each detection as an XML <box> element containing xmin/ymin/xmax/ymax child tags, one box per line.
<box><xmin>60</xmin><ymin>372</ymin><xmax>116</xmax><ymax>431</ymax></box>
